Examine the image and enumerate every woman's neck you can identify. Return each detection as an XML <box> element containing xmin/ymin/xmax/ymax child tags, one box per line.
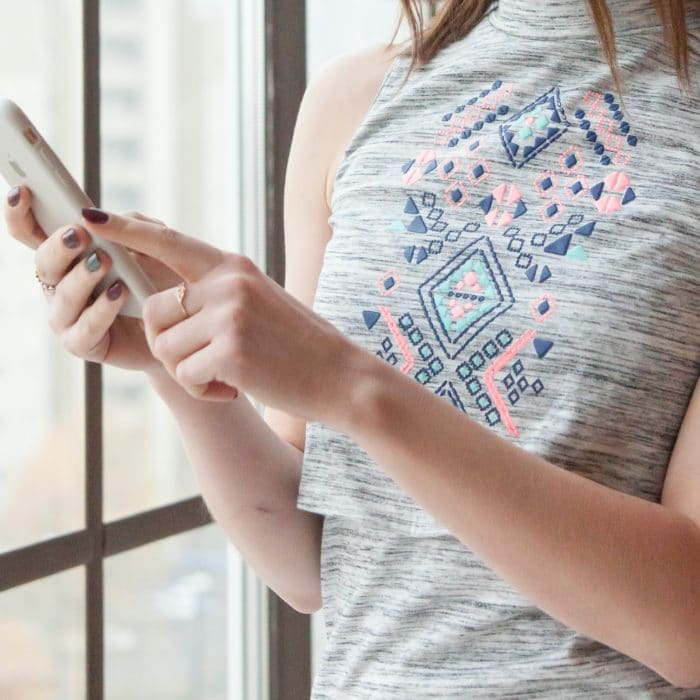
<box><xmin>490</xmin><ymin>0</ymin><xmax>664</xmax><ymax>38</ymax></box>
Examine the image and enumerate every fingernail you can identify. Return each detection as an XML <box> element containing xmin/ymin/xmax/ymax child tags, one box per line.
<box><xmin>7</xmin><ymin>186</ymin><xmax>20</xmax><ymax>207</ymax></box>
<box><xmin>82</xmin><ymin>207</ymin><xmax>109</xmax><ymax>224</ymax></box>
<box><xmin>107</xmin><ymin>281</ymin><xmax>123</xmax><ymax>300</ymax></box>
<box><xmin>62</xmin><ymin>228</ymin><xmax>81</xmax><ymax>249</ymax></box>
<box><xmin>86</xmin><ymin>251</ymin><xmax>101</xmax><ymax>272</ymax></box>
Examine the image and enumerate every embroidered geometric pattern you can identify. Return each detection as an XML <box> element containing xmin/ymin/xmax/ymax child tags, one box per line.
<box><xmin>363</xmin><ymin>83</ymin><xmax>640</xmax><ymax>437</ymax></box>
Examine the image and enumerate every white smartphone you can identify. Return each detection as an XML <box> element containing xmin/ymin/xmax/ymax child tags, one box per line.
<box><xmin>0</xmin><ymin>96</ymin><xmax>157</xmax><ymax>318</ymax></box>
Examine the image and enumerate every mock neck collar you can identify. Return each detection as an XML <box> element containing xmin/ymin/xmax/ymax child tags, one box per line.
<box><xmin>488</xmin><ymin>0</ymin><xmax>664</xmax><ymax>39</ymax></box>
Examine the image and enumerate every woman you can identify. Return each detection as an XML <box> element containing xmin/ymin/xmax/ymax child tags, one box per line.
<box><xmin>5</xmin><ymin>0</ymin><xmax>700</xmax><ymax>696</ymax></box>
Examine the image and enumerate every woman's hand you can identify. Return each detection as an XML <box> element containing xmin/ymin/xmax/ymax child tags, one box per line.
<box><xmin>3</xmin><ymin>186</ymin><xmax>183</xmax><ymax>376</ymax></box>
<box><xmin>79</xmin><ymin>207</ymin><xmax>365</xmax><ymax>421</ymax></box>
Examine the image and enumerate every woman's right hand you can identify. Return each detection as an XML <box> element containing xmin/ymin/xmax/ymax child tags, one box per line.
<box><xmin>4</xmin><ymin>185</ymin><xmax>182</xmax><ymax>378</ymax></box>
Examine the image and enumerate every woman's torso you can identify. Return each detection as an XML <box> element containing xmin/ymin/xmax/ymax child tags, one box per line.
<box><xmin>300</xmin><ymin>1</ymin><xmax>700</xmax><ymax>696</ymax></box>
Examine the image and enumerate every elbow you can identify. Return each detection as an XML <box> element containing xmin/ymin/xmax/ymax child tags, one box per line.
<box><xmin>662</xmin><ymin>646</ymin><xmax>700</xmax><ymax>691</ymax></box>
<box><xmin>663</xmin><ymin>671</ymin><xmax>700</xmax><ymax>692</ymax></box>
<box><xmin>655</xmin><ymin>624</ymin><xmax>700</xmax><ymax>690</ymax></box>
<box><xmin>287</xmin><ymin>590</ymin><xmax>322</xmax><ymax>615</ymax></box>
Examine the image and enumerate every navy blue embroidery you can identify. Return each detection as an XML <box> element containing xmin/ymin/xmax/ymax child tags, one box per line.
<box><xmin>500</xmin><ymin>87</ymin><xmax>570</xmax><ymax>168</ymax></box>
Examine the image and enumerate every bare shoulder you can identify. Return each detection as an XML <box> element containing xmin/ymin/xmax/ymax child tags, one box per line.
<box><xmin>305</xmin><ymin>41</ymin><xmax>406</xmax><ymax>208</ymax></box>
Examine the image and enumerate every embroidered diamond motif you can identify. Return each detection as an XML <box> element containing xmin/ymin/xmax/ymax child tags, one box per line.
<box><xmin>500</xmin><ymin>87</ymin><xmax>570</xmax><ymax>168</ymax></box>
<box><xmin>418</xmin><ymin>236</ymin><xmax>515</xmax><ymax>360</ymax></box>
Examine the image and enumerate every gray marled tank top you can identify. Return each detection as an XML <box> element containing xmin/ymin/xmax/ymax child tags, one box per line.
<box><xmin>296</xmin><ymin>0</ymin><xmax>700</xmax><ymax>696</ymax></box>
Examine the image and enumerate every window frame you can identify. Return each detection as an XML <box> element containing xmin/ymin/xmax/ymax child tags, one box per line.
<box><xmin>0</xmin><ymin>2</ymin><xmax>312</xmax><ymax>698</ymax></box>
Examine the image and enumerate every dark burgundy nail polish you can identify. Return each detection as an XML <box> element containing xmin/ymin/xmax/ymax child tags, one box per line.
<box><xmin>7</xmin><ymin>186</ymin><xmax>20</xmax><ymax>207</ymax></box>
<box><xmin>62</xmin><ymin>228</ymin><xmax>81</xmax><ymax>249</ymax></box>
<box><xmin>82</xmin><ymin>207</ymin><xmax>109</xmax><ymax>224</ymax></box>
<box><xmin>107</xmin><ymin>281</ymin><xmax>123</xmax><ymax>300</ymax></box>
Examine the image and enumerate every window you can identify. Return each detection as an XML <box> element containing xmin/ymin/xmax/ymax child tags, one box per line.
<box><xmin>0</xmin><ymin>1</ymin><xmax>303</xmax><ymax>698</ymax></box>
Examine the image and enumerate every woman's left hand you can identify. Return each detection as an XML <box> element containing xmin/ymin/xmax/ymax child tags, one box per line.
<box><xmin>80</xmin><ymin>208</ymin><xmax>366</xmax><ymax>422</ymax></box>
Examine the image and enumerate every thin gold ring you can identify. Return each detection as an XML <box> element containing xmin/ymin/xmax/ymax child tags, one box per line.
<box><xmin>175</xmin><ymin>281</ymin><xmax>189</xmax><ymax>319</ymax></box>
<box><xmin>35</xmin><ymin>268</ymin><xmax>57</xmax><ymax>293</ymax></box>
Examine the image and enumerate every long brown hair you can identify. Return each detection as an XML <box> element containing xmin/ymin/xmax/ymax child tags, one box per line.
<box><xmin>392</xmin><ymin>0</ymin><xmax>693</xmax><ymax>95</ymax></box>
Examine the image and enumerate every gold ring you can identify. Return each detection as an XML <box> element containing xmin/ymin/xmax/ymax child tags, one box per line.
<box><xmin>35</xmin><ymin>268</ymin><xmax>57</xmax><ymax>293</ymax></box>
<box><xmin>175</xmin><ymin>281</ymin><xmax>189</xmax><ymax>319</ymax></box>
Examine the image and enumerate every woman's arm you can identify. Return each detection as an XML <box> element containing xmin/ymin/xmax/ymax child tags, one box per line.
<box><xmin>147</xmin><ymin>365</ymin><xmax>322</xmax><ymax>613</ymax></box>
<box><xmin>139</xmin><ymin>42</ymin><xmax>404</xmax><ymax>613</ymax></box>
<box><xmin>325</xmin><ymin>351</ymin><xmax>700</xmax><ymax>688</ymax></box>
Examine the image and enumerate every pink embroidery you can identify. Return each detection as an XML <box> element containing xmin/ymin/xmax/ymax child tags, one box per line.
<box><xmin>582</xmin><ymin>90</ymin><xmax>603</xmax><ymax>112</ymax></box>
<box><xmin>559</xmin><ymin>146</ymin><xmax>584</xmax><ymax>176</ymax></box>
<box><xmin>448</xmin><ymin>298</ymin><xmax>475</xmax><ymax>319</ymax></box>
<box><xmin>596</xmin><ymin>196</ymin><xmax>622</xmax><ymax>214</ymax></box>
<box><xmin>533</xmin><ymin>170</ymin><xmax>559</xmax><ymax>197</ymax></box>
<box><xmin>483</xmin><ymin>183</ymin><xmax>526</xmax><ymax>227</ymax></box>
<box><xmin>434</xmin><ymin>125</ymin><xmax>461</xmax><ymax>147</ymax></box>
<box><xmin>403</xmin><ymin>149</ymin><xmax>437</xmax><ymax>186</ymax></box>
<box><xmin>531</xmin><ymin>292</ymin><xmax>557</xmax><ymax>322</ymax></box>
<box><xmin>379</xmin><ymin>305</ymin><xmax>415</xmax><ymax>375</ymax></box>
<box><xmin>592</xmin><ymin>170</ymin><xmax>635</xmax><ymax>214</ymax></box>
<box><xmin>493</xmin><ymin>182</ymin><xmax>508</xmax><ymax>202</ymax></box>
<box><xmin>377</xmin><ymin>270</ymin><xmax>400</xmax><ymax>297</ymax></box>
<box><xmin>444</xmin><ymin>180</ymin><xmax>469</xmax><ymax>209</ymax></box>
<box><xmin>481</xmin><ymin>82</ymin><xmax>514</xmax><ymax>109</ymax></box>
<box><xmin>605</xmin><ymin>171</ymin><xmax>631</xmax><ymax>190</ymax></box>
<box><xmin>612</xmin><ymin>150</ymin><xmax>631</xmax><ymax>168</ymax></box>
<box><xmin>540</xmin><ymin>197</ymin><xmax>565</xmax><ymax>223</ymax></box>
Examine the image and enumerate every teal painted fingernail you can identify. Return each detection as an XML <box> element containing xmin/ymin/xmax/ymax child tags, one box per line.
<box><xmin>86</xmin><ymin>251</ymin><xmax>101</xmax><ymax>272</ymax></box>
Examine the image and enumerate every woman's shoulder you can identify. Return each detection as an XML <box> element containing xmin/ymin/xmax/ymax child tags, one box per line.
<box><xmin>304</xmin><ymin>41</ymin><xmax>406</xmax><ymax>208</ymax></box>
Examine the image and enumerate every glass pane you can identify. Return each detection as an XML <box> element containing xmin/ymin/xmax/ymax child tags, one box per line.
<box><xmin>306</xmin><ymin>0</ymin><xmax>409</xmax><ymax>77</ymax></box>
<box><xmin>100</xmin><ymin>0</ymin><xmax>239</xmax><ymax>520</ymax></box>
<box><xmin>0</xmin><ymin>567</ymin><xmax>85</xmax><ymax>699</ymax></box>
<box><xmin>0</xmin><ymin>2</ymin><xmax>84</xmax><ymax>552</ymax></box>
<box><xmin>105</xmin><ymin>524</ymin><xmax>228</xmax><ymax>699</ymax></box>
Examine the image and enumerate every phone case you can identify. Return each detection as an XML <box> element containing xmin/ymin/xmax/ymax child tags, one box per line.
<box><xmin>0</xmin><ymin>97</ymin><xmax>158</xmax><ymax>318</ymax></box>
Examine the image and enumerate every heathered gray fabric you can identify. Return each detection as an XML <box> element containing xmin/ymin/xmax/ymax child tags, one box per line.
<box><xmin>297</xmin><ymin>0</ymin><xmax>700</xmax><ymax>696</ymax></box>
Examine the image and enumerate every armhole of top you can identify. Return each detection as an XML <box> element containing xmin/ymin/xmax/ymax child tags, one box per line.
<box><xmin>328</xmin><ymin>49</ymin><xmax>407</xmax><ymax>215</ymax></box>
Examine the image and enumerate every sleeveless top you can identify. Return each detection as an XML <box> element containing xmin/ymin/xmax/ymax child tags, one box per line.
<box><xmin>297</xmin><ymin>0</ymin><xmax>700</xmax><ymax>696</ymax></box>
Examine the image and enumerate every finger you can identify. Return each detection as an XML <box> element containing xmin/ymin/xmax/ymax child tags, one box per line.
<box><xmin>4</xmin><ymin>185</ymin><xmax>47</xmax><ymax>249</ymax></box>
<box><xmin>147</xmin><ymin>312</ymin><xmax>237</xmax><ymax>400</ymax></box>
<box><xmin>118</xmin><ymin>211</ymin><xmax>166</xmax><ymax>255</ymax></box>
<box><xmin>34</xmin><ymin>224</ymin><xmax>90</xmax><ymax>287</ymax></box>
<box><xmin>174</xmin><ymin>341</ymin><xmax>229</xmax><ymax>389</ymax></box>
<box><xmin>174</xmin><ymin>343</ymin><xmax>238</xmax><ymax>399</ymax></box>
<box><xmin>48</xmin><ymin>248</ymin><xmax>116</xmax><ymax>332</ymax></box>
<box><xmin>142</xmin><ymin>277</ymin><xmax>210</xmax><ymax>342</ymax></box>
<box><xmin>81</xmin><ymin>207</ymin><xmax>224</xmax><ymax>281</ymax></box>
<box><xmin>119</xmin><ymin>210</ymin><xmax>166</xmax><ymax>234</ymax></box>
<box><xmin>200</xmin><ymin>381</ymin><xmax>239</xmax><ymax>401</ymax></box>
<box><xmin>62</xmin><ymin>276</ymin><xmax>130</xmax><ymax>361</ymax></box>
<box><xmin>119</xmin><ymin>210</ymin><xmax>165</xmax><ymax>225</ymax></box>
<box><xmin>148</xmin><ymin>309</ymin><xmax>212</xmax><ymax>375</ymax></box>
